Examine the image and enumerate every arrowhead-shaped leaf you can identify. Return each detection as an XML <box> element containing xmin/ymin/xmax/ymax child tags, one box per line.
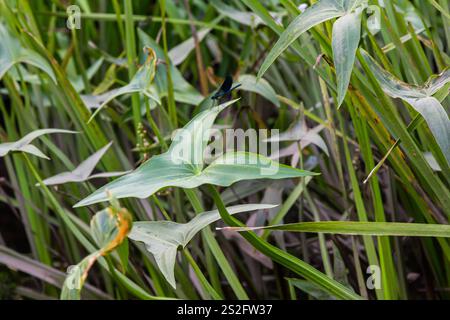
<box><xmin>0</xmin><ymin>129</ymin><xmax>78</xmax><ymax>159</ymax></box>
<box><xmin>128</xmin><ymin>203</ymin><xmax>276</xmax><ymax>288</ymax></box>
<box><xmin>361</xmin><ymin>50</ymin><xmax>450</xmax><ymax>164</ymax></box>
<box><xmin>265</xmin><ymin>122</ymin><xmax>330</xmax><ymax>157</ymax></box>
<box><xmin>75</xmin><ymin>100</ymin><xmax>317</xmax><ymax>207</ymax></box>
<box><xmin>40</xmin><ymin>142</ymin><xmax>129</xmax><ymax>185</ymax></box>
<box><xmin>0</xmin><ymin>23</ymin><xmax>56</xmax><ymax>82</ymax></box>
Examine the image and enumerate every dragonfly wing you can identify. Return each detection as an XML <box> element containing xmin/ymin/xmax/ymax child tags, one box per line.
<box><xmin>212</xmin><ymin>75</ymin><xmax>233</xmax><ymax>99</ymax></box>
<box><xmin>220</xmin><ymin>75</ymin><xmax>233</xmax><ymax>93</ymax></box>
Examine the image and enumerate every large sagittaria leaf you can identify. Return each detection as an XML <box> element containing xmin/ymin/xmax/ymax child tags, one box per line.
<box><xmin>0</xmin><ymin>22</ymin><xmax>56</xmax><ymax>82</ymax></box>
<box><xmin>75</xmin><ymin>99</ymin><xmax>317</xmax><ymax>207</ymax></box>
<box><xmin>257</xmin><ymin>0</ymin><xmax>368</xmax><ymax>107</ymax></box>
<box><xmin>129</xmin><ymin>203</ymin><xmax>276</xmax><ymax>288</ymax></box>
<box><xmin>61</xmin><ymin>198</ymin><xmax>132</xmax><ymax>300</ymax></box>
<box><xmin>0</xmin><ymin>129</ymin><xmax>77</xmax><ymax>159</ymax></box>
<box><xmin>361</xmin><ymin>50</ymin><xmax>450</xmax><ymax>165</ymax></box>
<box><xmin>40</xmin><ymin>142</ymin><xmax>130</xmax><ymax>186</ymax></box>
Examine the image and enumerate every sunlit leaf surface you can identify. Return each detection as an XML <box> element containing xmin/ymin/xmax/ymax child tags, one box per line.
<box><xmin>75</xmin><ymin>100</ymin><xmax>317</xmax><ymax>207</ymax></box>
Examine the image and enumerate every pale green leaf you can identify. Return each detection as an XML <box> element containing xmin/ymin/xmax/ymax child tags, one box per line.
<box><xmin>406</xmin><ymin>97</ymin><xmax>450</xmax><ymax>164</ymax></box>
<box><xmin>361</xmin><ymin>50</ymin><xmax>425</xmax><ymax>98</ymax></box>
<box><xmin>61</xmin><ymin>202</ymin><xmax>132</xmax><ymax>300</ymax></box>
<box><xmin>265</xmin><ymin>122</ymin><xmax>329</xmax><ymax>157</ymax></box>
<box><xmin>332</xmin><ymin>8</ymin><xmax>362</xmax><ymax>107</ymax></box>
<box><xmin>169</xmin><ymin>28</ymin><xmax>211</xmax><ymax>66</ymax></box>
<box><xmin>366</xmin><ymin>5</ymin><xmax>381</xmax><ymax>35</ymax></box>
<box><xmin>0</xmin><ymin>129</ymin><xmax>78</xmax><ymax>159</ymax></box>
<box><xmin>424</xmin><ymin>152</ymin><xmax>442</xmax><ymax>172</ymax></box>
<box><xmin>75</xmin><ymin>99</ymin><xmax>317</xmax><ymax>207</ymax></box>
<box><xmin>61</xmin><ymin>252</ymin><xmax>100</xmax><ymax>300</ymax></box>
<box><xmin>257</xmin><ymin>0</ymin><xmax>345</xmax><ymax>79</ymax></box>
<box><xmin>201</xmin><ymin>151</ymin><xmax>318</xmax><ymax>184</ymax></box>
<box><xmin>128</xmin><ymin>204</ymin><xmax>276</xmax><ymax>288</ymax></box>
<box><xmin>237</xmin><ymin>74</ymin><xmax>280</xmax><ymax>107</ymax></box>
<box><xmin>19</xmin><ymin>144</ymin><xmax>51</xmax><ymax>159</ymax></box>
<box><xmin>0</xmin><ymin>23</ymin><xmax>56</xmax><ymax>82</ymax></box>
<box><xmin>40</xmin><ymin>142</ymin><xmax>129</xmax><ymax>186</ymax></box>
<box><xmin>361</xmin><ymin>50</ymin><xmax>450</xmax><ymax>164</ymax></box>
<box><xmin>424</xmin><ymin>69</ymin><xmax>450</xmax><ymax>97</ymax></box>
<box><xmin>90</xmin><ymin>208</ymin><xmax>121</xmax><ymax>249</ymax></box>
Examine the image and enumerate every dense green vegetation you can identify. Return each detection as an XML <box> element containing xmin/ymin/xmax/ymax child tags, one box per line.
<box><xmin>0</xmin><ymin>0</ymin><xmax>449</xmax><ymax>300</ymax></box>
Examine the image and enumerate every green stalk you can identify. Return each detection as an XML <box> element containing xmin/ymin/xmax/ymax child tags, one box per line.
<box><xmin>151</xmin><ymin>193</ymin><xmax>223</xmax><ymax>299</ymax></box>
<box><xmin>305</xmin><ymin>191</ymin><xmax>334</xmax><ymax>279</ymax></box>
<box><xmin>183</xmin><ymin>251</ymin><xmax>222</xmax><ymax>300</ymax></box>
<box><xmin>338</xmin><ymin>109</ymin><xmax>384</xmax><ymax>299</ymax></box>
<box><xmin>207</xmin><ymin>185</ymin><xmax>363</xmax><ymax>300</ymax></box>
<box><xmin>262</xmin><ymin>177</ymin><xmax>312</xmax><ymax>240</ymax></box>
<box><xmin>123</xmin><ymin>0</ymin><xmax>141</xmax><ymax>140</ymax></box>
<box><xmin>348</xmin><ymin>96</ymin><xmax>398</xmax><ymax>299</ymax></box>
<box><xmin>159</xmin><ymin>0</ymin><xmax>178</xmax><ymax>127</ymax></box>
<box><xmin>1</xmin><ymin>78</ymin><xmax>51</xmax><ymax>265</ymax></box>
<box><xmin>71</xmin><ymin>28</ymin><xmax>91</xmax><ymax>93</ymax></box>
<box><xmin>111</xmin><ymin>0</ymin><xmax>126</xmax><ymax>41</ymax></box>
<box><xmin>41</xmin><ymin>11</ymin><xmax>243</xmax><ymax>36</ymax></box>
<box><xmin>184</xmin><ymin>189</ymin><xmax>249</xmax><ymax>299</ymax></box>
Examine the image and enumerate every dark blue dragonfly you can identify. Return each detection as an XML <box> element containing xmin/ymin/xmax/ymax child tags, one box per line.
<box><xmin>211</xmin><ymin>75</ymin><xmax>241</xmax><ymax>100</ymax></box>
